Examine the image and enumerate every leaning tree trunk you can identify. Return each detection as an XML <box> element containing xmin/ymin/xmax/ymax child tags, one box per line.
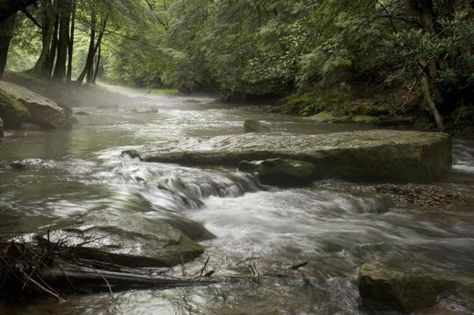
<box><xmin>77</xmin><ymin>13</ymin><xmax>107</xmax><ymax>85</ymax></box>
<box><xmin>46</xmin><ymin>12</ymin><xmax>60</xmax><ymax>78</ymax></box>
<box><xmin>87</xmin><ymin>19</ymin><xmax>106</xmax><ymax>84</ymax></box>
<box><xmin>33</xmin><ymin>0</ymin><xmax>55</xmax><ymax>77</ymax></box>
<box><xmin>53</xmin><ymin>0</ymin><xmax>72</xmax><ymax>81</ymax></box>
<box><xmin>66</xmin><ymin>0</ymin><xmax>75</xmax><ymax>82</ymax></box>
<box><xmin>92</xmin><ymin>43</ymin><xmax>101</xmax><ymax>83</ymax></box>
<box><xmin>76</xmin><ymin>10</ymin><xmax>96</xmax><ymax>84</ymax></box>
<box><xmin>0</xmin><ymin>14</ymin><xmax>17</xmax><ymax>79</ymax></box>
<box><xmin>421</xmin><ymin>76</ymin><xmax>445</xmax><ymax>131</ymax></box>
<box><xmin>408</xmin><ymin>0</ymin><xmax>446</xmax><ymax>130</ymax></box>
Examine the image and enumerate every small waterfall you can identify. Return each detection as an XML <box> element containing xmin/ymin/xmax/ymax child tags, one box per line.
<box><xmin>453</xmin><ymin>139</ymin><xmax>474</xmax><ymax>173</ymax></box>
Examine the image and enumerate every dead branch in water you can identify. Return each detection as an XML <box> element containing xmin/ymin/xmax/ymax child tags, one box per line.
<box><xmin>0</xmin><ymin>240</ymin><xmax>226</xmax><ymax>302</ymax></box>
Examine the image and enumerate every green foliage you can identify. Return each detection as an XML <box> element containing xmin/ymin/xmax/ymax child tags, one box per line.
<box><xmin>6</xmin><ymin>15</ymin><xmax>41</xmax><ymax>72</ymax></box>
<box><xmin>389</xmin><ymin>8</ymin><xmax>474</xmax><ymax>106</ymax></box>
<box><xmin>4</xmin><ymin>0</ymin><xmax>473</xmax><ymax>119</ymax></box>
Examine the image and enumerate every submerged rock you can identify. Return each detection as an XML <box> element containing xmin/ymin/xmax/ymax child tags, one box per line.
<box><xmin>121</xmin><ymin>149</ymin><xmax>142</xmax><ymax>160</ymax></box>
<box><xmin>36</xmin><ymin>221</ymin><xmax>205</xmax><ymax>268</ymax></box>
<box><xmin>134</xmin><ymin>130</ymin><xmax>452</xmax><ymax>182</ymax></box>
<box><xmin>7</xmin><ymin>158</ymin><xmax>57</xmax><ymax>170</ymax></box>
<box><xmin>0</xmin><ymin>81</ymin><xmax>72</xmax><ymax>129</ymax></box>
<box><xmin>239</xmin><ymin>158</ymin><xmax>316</xmax><ymax>186</ymax></box>
<box><xmin>359</xmin><ymin>263</ymin><xmax>474</xmax><ymax>313</ymax></box>
<box><xmin>244</xmin><ymin>119</ymin><xmax>269</xmax><ymax>132</ymax></box>
<box><xmin>75</xmin><ymin>110</ymin><xmax>91</xmax><ymax>116</ymax></box>
<box><xmin>131</xmin><ymin>108</ymin><xmax>159</xmax><ymax>114</ymax></box>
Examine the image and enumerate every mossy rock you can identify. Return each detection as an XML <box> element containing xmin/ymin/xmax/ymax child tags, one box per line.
<box><xmin>310</xmin><ymin>111</ymin><xmax>378</xmax><ymax>124</ymax></box>
<box><xmin>352</xmin><ymin>115</ymin><xmax>379</xmax><ymax>124</ymax></box>
<box><xmin>0</xmin><ymin>81</ymin><xmax>72</xmax><ymax>129</ymax></box>
<box><xmin>310</xmin><ymin>111</ymin><xmax>338</xmax><ymax>123</ymax></box>
<box><xmin>0</xmin><ymin>89</ymin><xmax>29</xmax><ymax>129</ymax></box>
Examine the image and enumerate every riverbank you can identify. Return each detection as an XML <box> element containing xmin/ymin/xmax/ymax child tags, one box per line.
<box><xmin>243</xmin><ymin>84</ymin><xmax>474</xmax><ymax>138</ymax></box>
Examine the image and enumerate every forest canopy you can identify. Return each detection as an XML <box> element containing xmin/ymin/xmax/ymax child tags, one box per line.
<box><xmin>1</xmin><ymin>0</ymin><xmax>473</xmax><ymax>130</ymax></box>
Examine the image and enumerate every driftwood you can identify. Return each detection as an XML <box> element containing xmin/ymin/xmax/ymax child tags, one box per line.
<box><xmin>1</xmin><ymin>237</ymin><xmax>311</xmax><ymax>303</ymax></box>
<box><xmin>41</xmin><ymin>261</ymin><xmax>220</xmax><ymax>292</ymax></box>
<box><xmin>0</xmin><ymin>240</ymin><xmax>224</xmax><ymax>301</ymax></box>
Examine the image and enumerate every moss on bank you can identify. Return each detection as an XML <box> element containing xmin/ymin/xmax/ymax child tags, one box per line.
<box><xmin>0</xmin><ymin>89</ymin><xmax>29</xmax><ymax>128</ymax></box>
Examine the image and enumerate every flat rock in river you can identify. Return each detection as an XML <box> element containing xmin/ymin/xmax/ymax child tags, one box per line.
<box><xmin>134</xmin><ymin>130</ymin><xmax>452</xmax><ymax>182</ymax></box>
<box><xmin>0</xmin><ymin>81</ymin><xmax>72</xmax><ymax>129</ymax></box>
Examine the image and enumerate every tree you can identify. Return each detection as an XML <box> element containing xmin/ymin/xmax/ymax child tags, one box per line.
<box><xmin>0</xmin><ymin>14</ymin><xmax>17</xmax><ymax>78</ymax></box>
<box><xmin>52</xmin><ymin>0</ymin><xmax>73</xmax><ymax>81</ymax></box>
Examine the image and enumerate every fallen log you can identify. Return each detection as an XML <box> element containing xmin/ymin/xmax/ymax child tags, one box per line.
<box><xmin>40</xmin><ymin>260</ymin><xmax>220</xmax><ymax>293</ymax></box>
<box><xmin>0</xmin><ymin>240</ymin><xmax>220</xmax><ymax>301</ymax></box>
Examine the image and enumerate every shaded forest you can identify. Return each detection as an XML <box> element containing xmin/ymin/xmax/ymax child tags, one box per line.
<box><xmin>1</xmin><ymin>0</ymin><xmax>473</xmax><ymax>130</ymax></box>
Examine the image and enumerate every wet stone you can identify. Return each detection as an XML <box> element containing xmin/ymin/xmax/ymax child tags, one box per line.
<box><xmin>359</xmin><ymin>263</ymin><xmax>474</xmax><ymax>313</ymax></box>
<box><xmin>135</xmin><ymin>130</ymin><xmax>452</xmax><ymax>183</ymax></box>
<box><xmin>239</xmin><ymin>158</ymin><xmax>316</xmax><ymax>187</ymax></box>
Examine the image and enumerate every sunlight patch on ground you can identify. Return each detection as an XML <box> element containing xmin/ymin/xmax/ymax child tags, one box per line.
<box><xmin>97</xmin><ymin>82</ymin><xmax>178</xmax><ymax>97</ymax></box>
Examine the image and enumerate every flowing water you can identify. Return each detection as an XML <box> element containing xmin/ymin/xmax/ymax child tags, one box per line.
<box><xmin>1</xmin><ymin>90</ymin><xmax>474</xmax><ymax>314</ymax></box>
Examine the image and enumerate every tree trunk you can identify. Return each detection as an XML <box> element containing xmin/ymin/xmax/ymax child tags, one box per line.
<box><xmin>66</xmin><ymin>0</ymin><xmax>75</xmax><ymax>81</ymax></box>
<box><xmin>53</xmin><ymin>0</ymin><xmax>72</xmax><ymax>81</ymax></box>
<box><xmin>46</xmin><ymin>15</ymin><xmax>59</xmax><ymax>78</ymax></box>
<box><xmin>0</xmin><ymin>13</ymin><xmax>17</xmax><ymax>79</ymax></box>
<box><xmin>86</xmin><ymin>25</ymin><xmax>105</xmax><ymax>84</ymax></box>
<box><xmin>76</xmin><ymin>10</ymin><xmax>96</xmax><ymax>84</ymax></box>
<box><xmin>77</xmin><ymin>13</ymin><xmax>107</xmax><ymax>85</ymax></box>
<box><xmin>93</xmin><ymin>42</ymin><xmax>101</xmax><ymax>83</ymax></box>
<box><xmin>0</xmin><ymin>0</ymin><xmax>36</xmax><ymax>24</ymax></box>
<box><xmin>33</xmin><ymin>0</ymin><xmax>55</xmax><ymax>77</ymax></box>
<box><xmin>421</xmin><ymin>76</ymin><xmax>445</xmax><ymax>131</ymax></box>
<box><xmin>409</xmin><ymin>0</ymin><xmax>447</xmax><ymax>123</ymax></box>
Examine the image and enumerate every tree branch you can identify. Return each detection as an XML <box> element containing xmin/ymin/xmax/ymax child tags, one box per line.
<box><xmin>21</xmin><ymin>8</ymin><xmax>41</xmax><ymax>28</ymax></box>
<box><xmin>0</xmin><ymin>0</ymin><xmax>37</xmax><ymax>24</ymax></box>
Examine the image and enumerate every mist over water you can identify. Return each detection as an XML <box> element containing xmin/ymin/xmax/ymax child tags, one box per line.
<box><xmin>1</xmin><ymin>90</ymin><xmax>474</xmax><ymax>314</ymax></box>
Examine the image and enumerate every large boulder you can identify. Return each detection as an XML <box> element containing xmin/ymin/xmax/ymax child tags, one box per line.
<box><xmin>0</xmin><ymin>81</ymin><xmax>72</xmax><ymax>129</ymax></box>
<box><xmin>239</xmin><ymin>158</ymin><xmax>316</xmax><ymax>186</ymax></box>
<box><xmin>359</xmin><ymin>263</ymin><xmax>474</xmax><ymax>313</ymax></box>
<box><xmin>133</xmin><ymin>130</ymin><xmax>452</xmax><ymax>182</ymax></box>
<box><xmin>0</xmin><ymin>88</ymin><xmax>29</xmax><ymax>128</ymax></box>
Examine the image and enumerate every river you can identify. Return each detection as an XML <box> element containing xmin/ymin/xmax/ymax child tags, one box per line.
<box><xmin>1</xmin><ymin>90</ymin><xmax>473</xmax><ymax>314</ymax></box>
